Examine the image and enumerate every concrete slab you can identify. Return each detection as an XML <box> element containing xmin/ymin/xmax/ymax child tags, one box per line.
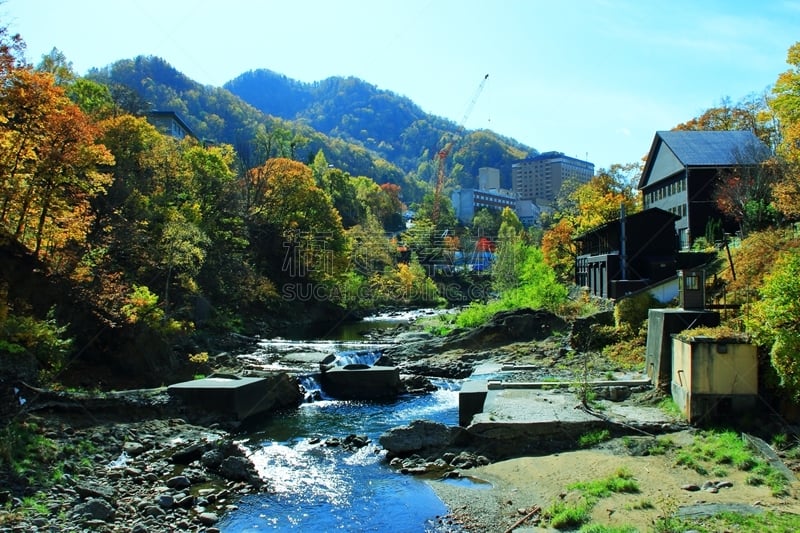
<box><xmin>320</xmin><ymin>365</ymin><xmax>403</xmax><ymax>400</ymax></box>
<box><xmin>168</xmin><ymin>373</ymin><xmax>301</xmax><ymax>421</ymax></box>
<box><xmin>462</xmin><ymin>382</ymin><xmax>679</xmax><ymax>445</ymax></box>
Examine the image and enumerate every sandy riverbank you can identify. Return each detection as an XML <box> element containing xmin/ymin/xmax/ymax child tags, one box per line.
<box><xmin>428</xmin><ymin>430</ymin><xmax>800</xmax><ymax>532</ymax></box>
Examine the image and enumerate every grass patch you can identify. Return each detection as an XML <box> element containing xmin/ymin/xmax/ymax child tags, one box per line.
<box><xmin>568</xmin><ymin>467</ymin><xmax>640</xmax><ymax>501</ymax></box>
<box><xmin>545</xmin><ymin>500</ymin><xmax>592</xmax><ymax>529</ymax></box>
<box><xmin>647</xmin><ymin>436</ymin><xmax>675</xmax><ymax>455</ymax></box>
<box><xmin>656</xmin><ymin>397</ymin><xmax>682</xmax><ymax>418</ymax></box>
<box><xmin>578</xmin><ymin>525</ymin><xmax>639</xmax><ymax>533</ymax></box>
<box><xmin>625</xmin><ymin>498</ymin><xmax>655</xmax><ymax>510</ymax></box>
<box><xmin>0</xmin><ymin>420</ymin><xmax>59</xmax><ymax>484</ymax></box>
<box><xmin>622</xmin><ymin>435</ymin><xmax>675</xmax><ymax>456</ymax></box>
<box><xmin>544</xmin><ymin>468</ymin><xmax>640</xmax><ymax>530</ymax></box>
<box><xmin>659</xmin><ymin>510</ymin><xmax>800</xmax><ymax>532</ymax></box>
<box><xmin>674</xmin><ymin>430</ymin><xmax>789</xmax><ymax>496</ymax></box>
<box><xmin>578</xmin><ymin>428</ymin><xmax>612</xmax><ymax>448</ymax></box>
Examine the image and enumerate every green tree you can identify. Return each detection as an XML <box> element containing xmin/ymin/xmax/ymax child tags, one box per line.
<box><xmin>746</xmin><ymin>247</ymin><xmax>800</xmax><ymax>399</ymax></box>
<box><xmin>67</xmin><ymin>78</ymin><xmax>115</xmax><ymax>121</ymax></box>
<box><xmin>492</xmin><ymin>207</ymin><xmax>524</xmax><ymax>292</ymax></box>
<box><xmin>36</xmin><ymin>47</ymin><xmax>75</xmax><ymax>86</ymax></box>
<box><xmin>159</xmin><ymin>209</ymin><xmax>210</xmax><ymax>311</ymax></box>
<box><xmin>471</xmin><ymin>208</ymin><xmax>501</xmax><ymax>236</ymax></box>
<box><xmin>346</xmin><ymin>210</ymin><xmax>396</xmax><ymax>277</ymax></box>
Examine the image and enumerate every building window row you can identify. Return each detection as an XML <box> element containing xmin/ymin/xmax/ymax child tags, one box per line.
<box><xmin>667</xmin><ymin>204</ymin><xmax>687</xmax><ymax>218</ymax></box>
<box><xmin>645</xmin><ymin>177</ymin><xmax>686</xmax><ymax>204</ymax></box>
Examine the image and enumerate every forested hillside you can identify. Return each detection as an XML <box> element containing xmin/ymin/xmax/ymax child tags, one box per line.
<box><xmin>88</xmin><ymin>57</ymin><xmax>534</xmax><ymax>201</ymax></box>
<box><xmin>224</xmin><ymin>69</ymin><xmax>533</xmax><ymax>188</ymax></box>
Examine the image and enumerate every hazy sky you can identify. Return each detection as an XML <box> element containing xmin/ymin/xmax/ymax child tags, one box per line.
<box><xmin>4</xmin><ymin>0</ymin><xmax>798</xmax><ymax>171</ymax></box>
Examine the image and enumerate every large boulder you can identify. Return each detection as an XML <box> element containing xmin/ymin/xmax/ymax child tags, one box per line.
<box><xmin>442</xmin><ymin>308</ymin><xmax>568</xmax><ymax>350</ymax></box>
<box><xmin>383</xmin><ymin>308</ymin><xmax>568</xmax><ymax>360</ymax></box>
<box><xmin>379</xmin><ymin>420</ymin><xmax>465</xmax><ymax>456</ymax></box>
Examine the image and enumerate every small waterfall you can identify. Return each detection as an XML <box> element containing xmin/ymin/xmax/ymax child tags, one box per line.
<box><xmin>298</xmin><ymin>375</ymin><xmax>330</xmax><ymax>402</ymax></box>
<box><xmin>334</xmin><ymin>350</ymin><xmax>382</xmax><ymax>367</ymax></box>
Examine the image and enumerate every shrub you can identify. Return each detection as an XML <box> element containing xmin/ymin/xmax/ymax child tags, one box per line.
<box><xmin>745</xmin><ymin>248</ymin><xmax>800</xmax><ymax>399</ymax></box>
<box><xmin>614</xmin><ymin>292</ymin><xmax>661</xmax><ymax>334</ymax></box>
<box><xmin>0</xmin><ymin>307</ymin><xmax>72</xmax><ymax>383</ymax></box>
<box><xmin>674</xmin><ymin>325</ymin><xmax>750</xmax><ymax>343</ymax></box>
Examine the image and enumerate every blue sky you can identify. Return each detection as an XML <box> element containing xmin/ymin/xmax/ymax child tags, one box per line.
<box><xmin>4</xmin><ymin>0</ymin><xmax>798</xmax><ymax>171</ymax></box>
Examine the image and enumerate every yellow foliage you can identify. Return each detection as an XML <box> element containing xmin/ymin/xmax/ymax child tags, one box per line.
<box><xmin>189</xmin><ymin>352</ymin><xmax>209</xmax><ymax>364</ymax></box>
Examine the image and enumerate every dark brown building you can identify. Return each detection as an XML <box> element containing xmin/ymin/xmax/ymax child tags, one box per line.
<box><xmin>575</xmin><ymin>208</ymin><xmax>680</xmax><ymax>299</ymax></box>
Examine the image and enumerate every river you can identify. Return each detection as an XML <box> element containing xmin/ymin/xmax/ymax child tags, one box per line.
<box><xmin>216</xmin><ymin>311</ymin><xmax>466</xmax><ymax>532</ymax></box>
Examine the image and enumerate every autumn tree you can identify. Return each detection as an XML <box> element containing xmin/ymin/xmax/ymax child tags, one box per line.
<box><xmin>541</xmin><ymin>218</ymin><xmax>577</xmax><ymax>284</ymax></box>
<box><xmin>713</xmin><ymin>155</ymin><xmax>781</xmax><ymax>236</ymax></box>
<box><xmin>352</xmin><ymin>176</ymin><xmax>402</xmax><ymax>230</ymax></box>
<box><xmin>540</xmin><ymin>165</ymin><xmax>641</xmax><ymax>282</ymax></box>
<box><xmin>675</xmin><ymin>93</ymin><xmax>781</xmax><ymax>152</ymax></box>
<box><xmin>247</xmin><ymin>158</ymin><xmax>346</xmax><ymax>285</ymax></box>
<box><xmin>0</xmin><ymin>66</ymin><xmax>113</xmax><ymax>260</ymax></box>
<box><xmin>770</xmin><ymin>41</ymin><xmax>800</xmax><ymax>219</ymax></box>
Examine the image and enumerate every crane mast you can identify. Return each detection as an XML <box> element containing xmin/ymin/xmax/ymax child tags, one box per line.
<box><xmin>432</xmin><ymin>73</ymin><xmax>489</xmax><ymax>225</ymax></box>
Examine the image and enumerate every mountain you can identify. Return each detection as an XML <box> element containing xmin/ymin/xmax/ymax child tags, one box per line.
<box><xmin>88</xmin><ymin>56</ymin><xmax>536</xmax><ymax>202</ymax></box>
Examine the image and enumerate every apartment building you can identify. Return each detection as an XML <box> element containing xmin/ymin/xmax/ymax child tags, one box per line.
<box><xmin>512</xmin><ymin>151</ymin><xmax>595</xmax><ymax>205</ymax></box>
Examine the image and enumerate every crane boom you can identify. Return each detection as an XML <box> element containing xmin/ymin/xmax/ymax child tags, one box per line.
<box><xmin>432</xmin><ymin>74</ymin><xmax>489</xmax><ymax>225</ymax></box>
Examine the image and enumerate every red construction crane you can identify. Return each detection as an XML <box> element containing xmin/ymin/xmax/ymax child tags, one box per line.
<box><xmin>431</xmin><ymin>73</ymin><xmax>489</xmax><ymax>225</ymax></box>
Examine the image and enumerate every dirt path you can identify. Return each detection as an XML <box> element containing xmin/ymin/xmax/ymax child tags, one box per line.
<box><xmin>429</xmin><ymin>431</ymin><xmax>800</xmax><ymax>532</ymax></box>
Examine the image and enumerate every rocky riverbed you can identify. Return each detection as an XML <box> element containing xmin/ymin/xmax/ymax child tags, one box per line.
<box><xmin>0</xmin><ymin>413</ymin><xmax>267</xmax><ymax>532</ymax></box>
<box><xmin>4</xmin><ymin>307</ymin><xmax>798</xmax><ymax>532</ymax></box>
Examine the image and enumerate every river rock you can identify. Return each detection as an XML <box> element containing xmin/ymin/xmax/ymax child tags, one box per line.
<box><xmin>379</xmin><ymin>420</ymin><xmax>463</xmax><ymax>455</ymax></box>
<box><xmin>76</xmin><ymin>481</ymin><xmax>115</xmax><ymax>500</ymax></box>
<box><xmin>219</xmin><ymin>456</ymin><xmax>257</xmax><ymax>483</ymax></box>
<box><xmin>166</xmin><ymin>475</ymin><xmax>191</xmax><ymax>489</ymax></box>
<box><xmin>72</xmin><ymin>497</ymin><xmax>115</xmax><ymax>521</ymax></box>
<box><xmin>198</xmin><ymin>511</ymin><xmax>219</xmax><ymax>525</ymax></box>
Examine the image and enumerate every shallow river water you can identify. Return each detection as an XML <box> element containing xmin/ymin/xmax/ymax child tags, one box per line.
<box><xmin>216</xmin><ymin>313</ymin><xmax>464</xmax><ymax>532</ymax></box>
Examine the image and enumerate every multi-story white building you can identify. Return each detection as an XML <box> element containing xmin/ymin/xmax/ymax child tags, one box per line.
<box><xmin>451</xmin><ymin>167</ymin><xmax>516</xmax><ymax>224</ymax></box>
<box><xmin>512</xmin><ymin>151</ymin><xmax>594</xmax><ymax>205</ymax></box>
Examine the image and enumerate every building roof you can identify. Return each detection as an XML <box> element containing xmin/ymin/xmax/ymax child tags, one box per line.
<box><xmin>515</xmin><ymin>151</ymin><xmax>594</xmax><ymax>166</ymax></box>
<box><xmin>573</xmin><ymin>207</ymin><xmax>679</xmax><ymax>243</ymax></box>
<box><xmin>147</xmin><ymin>110</ymin><xmax>196</xmax><ymax>139</ymax></box>
<box><xmin>638</xmin><ymin>130</ymin><xmax>768</xmax><ymax>189</ymax></box>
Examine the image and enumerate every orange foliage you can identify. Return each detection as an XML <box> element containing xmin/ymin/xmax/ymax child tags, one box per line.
<box><xmin>541</xmin><ymin>218</ymin><xmax>576</xmax><ymax>283</ymax></box>
<box><xmin>719</xmin><ymin>228</ymin><xmax>800</xmax><ymax>303</ymax></box>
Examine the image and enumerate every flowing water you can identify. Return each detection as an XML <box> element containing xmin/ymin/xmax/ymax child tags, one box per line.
<box><xmin>217</xmin><ymin>312</ymin><xmax>465</xmax><ymax>532</ymax></box>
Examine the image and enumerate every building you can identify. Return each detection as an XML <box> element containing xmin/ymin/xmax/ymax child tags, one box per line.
<box><xmin>451</xmin><ymin>189</ymin><xmax>516</xmax><ymax>225</ymax></box>
<box><xmin>515</xmin><ymin>199</ymin><xmax>544</xmax><ymax>227</ymax></box>
<box><xmin>575</xmin><ymin>208</ymin><xmax>680</xmax><ymax>299</ymax></box>
<box><xmin>512</xmin><ymin>152</ymin><xmax>594</xmax><ymax>205</ymax></box>
<box><xmin>146</xmin><ymin>111</ymin><xmax>196</xmax><ymax>140</ymax></box>
<box><xmin>477</xmin><ymin>166</ymin><xmax>500</xmax><ymax>190</ymax></box>
<box><xmin>638</xmin><ymin>130</ymin><xmax>768</xmax><ymax>249</ymax></box>
<box><xmin>451</xmin><ymin>167</ymin><xmax>516</xmax><ymax>224</ymax></box>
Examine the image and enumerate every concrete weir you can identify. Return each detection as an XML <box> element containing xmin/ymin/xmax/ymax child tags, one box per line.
<box><xmin>459</xmin><ymin>373</ymin><xmax>675</xmax><ymax>444</ymax></box>
<box><xmin>320</xmin><ymin>364</ymin><xmax>403</xmax><ymax>400</ymax></box>
<box><xmin>168</xmin><ymin>373</ymin><xmax>300</xmax><ymax>421</ymax></box>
